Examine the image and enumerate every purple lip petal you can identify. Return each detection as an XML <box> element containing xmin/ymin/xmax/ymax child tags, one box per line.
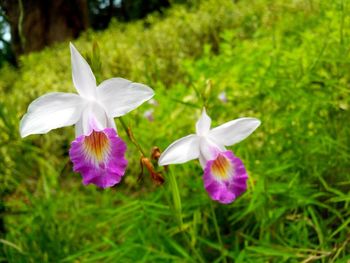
<box><xmin>203</xmin><ymin>150</ymin><xmax>248</xmax><ymax>204</ymax></box>
<box><xmin>69</xmin><ymin>128</ymin><xmax>127</xmax><ymax>188</ymax></box>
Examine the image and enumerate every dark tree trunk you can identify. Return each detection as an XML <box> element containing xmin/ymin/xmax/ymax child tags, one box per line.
<box><xmin>0</xmin><ymin>0</ymin><xmax>89</xmax><ymax>58</ymax></box>
<box><xmin>120</xmin><ymin>0</ymin><xmax>170</xmax><ymax>21</ymax></box>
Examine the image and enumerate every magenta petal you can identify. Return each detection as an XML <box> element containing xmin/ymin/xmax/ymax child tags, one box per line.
<box><xmin>203</xmin><ymin>151</ymin><xmax>248</xmax><ymax>204</ymax></box>
<box><xmin>69</xmin><ymin>128</ymin><xmax>127</xmax><ymax>188</ymax></box>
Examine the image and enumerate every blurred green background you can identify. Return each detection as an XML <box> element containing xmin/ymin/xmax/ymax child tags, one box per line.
<box><xmin>0</xmin><ymin>0</ymin><xmax>349</xmax><ymax>262</ymax></box>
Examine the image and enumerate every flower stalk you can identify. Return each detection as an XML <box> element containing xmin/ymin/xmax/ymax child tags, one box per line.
<box><xmin>118</xmin><ymin>117</ymin><xmax>146</xmax><ymax>156</ymax></box>
<box><xmin>210</xmin><ymin>202</ymin><xmax>228</xmax><ymax>263</ymax></box>
<box><xmin>118</xmin><ymin>117</ymin><xmax>165</xmax><ymax>185</ymax></box>
<box><xmin>167</xmin><ymin>167</ymin><xmax>183</xmax><ymax>228</ymax></box>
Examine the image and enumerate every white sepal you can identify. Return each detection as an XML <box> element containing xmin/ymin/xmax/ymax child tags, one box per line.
<box><xmin>70</xmin><ymin>43</ymin><xmax>96</xmax><ymax>99</ymax></box>
<box><xmin>20</xmin><ymin>92</ymin><xmax>85</xmax><ymax>138</ymax></box>
<box><xmin>209</xmin><ymin>117</ymin><xmax>261</xmax><ymax>146</ymax></box>
<box><xmin>97</xmin><ymin>78</ymin><xmax>154</xmax><ymax>118</ymax></box>
<box><xmin>196</xmin><ymin>108</ymin><xmax>211</xmax><ymax>135</ymax></box>
<box><xmin>158</xmin><ymin>134</ymin><xmax>200</xmax><ymax>166</ymax></box>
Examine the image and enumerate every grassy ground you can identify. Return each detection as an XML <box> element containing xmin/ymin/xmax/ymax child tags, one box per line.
<box><xmin>0</xmin><ymin>0</ymin><xmax>350</xmax><ymax>262</ymax></box>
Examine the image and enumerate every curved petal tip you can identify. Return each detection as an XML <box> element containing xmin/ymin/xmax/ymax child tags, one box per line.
<box><xmin>158</xmin><ymin>134</ymin><xmax>200</xmax><ymax>166</ymax></box>
<box><xmin>196</xmin><ymin>108</ymin><xmax>211</xmax><ymax>135</ymax></box>
<box><xmin>97</xmin><ymin>78</ymin><xmax>155</xmax><ymax>117</ymax></box>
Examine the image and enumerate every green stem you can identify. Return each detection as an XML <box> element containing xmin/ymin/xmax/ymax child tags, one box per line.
<box><xmin>167</xmin><ymin>168</ymin><xmax>205</xmax><ymax>263</ymax></box>
<box><xmin>210</xmin><ymin>202</ymin><xmax>227</xmax><ymax>263</ymax></box>
<box><xmin>118</xmin><ymin>117</ymin><xmax>145</xmax><ymax>156</ymax></box>
<box><xmin>117</xmin><ymin>117</ymin><xmax>203</xmax><ymax>261</ymax></box>
<box><xmin>167</xmin><ymin>167</ymin><xmax>183</xmax><ymax>228</ymax></box>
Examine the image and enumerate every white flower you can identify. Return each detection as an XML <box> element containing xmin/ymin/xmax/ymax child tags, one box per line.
<box><xmin>20</xmin><ymin>43</ymin><xmax>154</xmax><ymax>138</ymax></box>
<box><xmin>159</xmin><ymin>108</ymin><xmax>260</xmax><ymax>168</ymax></box>
<box><xmin>158</xmin><ymin>108</ymin><xmax>261</xmax><ymax>203</ymax></box>
<box><xmin>19</xmin><ymin>43</ymin><xmax>155</xmax><ymax>189</ymax></box>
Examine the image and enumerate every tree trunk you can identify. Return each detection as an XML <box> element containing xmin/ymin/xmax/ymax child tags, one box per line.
<box><xmin>0</xmin><ymin>0</ymin><xmax>89</xmax><ymax>58</ymax></box>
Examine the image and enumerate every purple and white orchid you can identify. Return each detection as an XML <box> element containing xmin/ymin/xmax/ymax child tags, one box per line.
<box><xmin>158</xmin><ymin>108</ymin><xmax>260</xmax><ymax>204</ymax></box>
<box><xmin>20</xmin><ymin>43</ymin><xmax>154</xmax><ymax>188</ymax></box>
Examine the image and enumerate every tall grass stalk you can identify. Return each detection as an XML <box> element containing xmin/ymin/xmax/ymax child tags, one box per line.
<box><xmin>167</xmin><ymin>167</ymin><xmax>183</xmax><ymax>229</ymax></box>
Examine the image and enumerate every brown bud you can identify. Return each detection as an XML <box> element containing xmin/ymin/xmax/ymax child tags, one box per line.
<box><xmin>150</xmin><ymin>171</ymin><xmax>165</xmax><ymax>185</ymax></box>
<box><xmin>151</xmin><ymin>146</ymin><xmax>161</xmax><ymax>161</ymax></box>
<box><xmin>141</xmin><ymin>157</ymin><xmax>165</xmax><ymax>185</ymax></box>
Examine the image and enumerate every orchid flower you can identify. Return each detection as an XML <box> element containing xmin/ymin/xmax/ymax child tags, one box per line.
<box><xmin>158</xmin><ymin>108</ymin><xmax>260</xmax><ymax>204</ymax></box>
<box><xmin>20</xmin><ymin>43</ymin><xmax>154</xmax><ymax>188</ymax></box>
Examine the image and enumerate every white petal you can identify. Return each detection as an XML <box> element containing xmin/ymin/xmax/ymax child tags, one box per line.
<box><xmin>20</xmin><ymin>92</ymin><xmax>86</xmax><ymax>138</ymax></box>
<box><xmin>199</xmin><ymin>155</ymin><xmax>206</xmax><ymax>169</ymax></box>
<box><xmin>97</xmin><ymin>78</ymin><xmax>154</xmax><ymax>117</ymax></box>
<box><xmin>196</xmin><ymin>108</ymin><xmax>211</xmax><ymax>135</ymax></box>
<box><xmin>199</xmin><ymin>137</ymin><xmax>225</xmax><ymax>163</ymax></box>
<box><xmin>75</xmin><ymin>101</ymin><xmax>114</xmax><ymax>136</ymax></box>
<box><xmin>158</xmin><ymin>134</ymin><xmax>200</xmax><ymax>166</ymax></box>
<box><xmin>209</xmin><ymin>118</ymin><xmax>261</xmax><ymax>146</ymax></box>
<box><xmin>107</xmin><ymin>117</ymin><xmax>117</xmax><ymax>131</ymax></box>
<box><xmin>70</xmin><ymin>43</ymin><xmax>97</xmax><ymax>99</ymax></box>
<box><xmin>75</xmin><ymin>117</ymin><xmax>84</xmax><ymax>136</ymax></box>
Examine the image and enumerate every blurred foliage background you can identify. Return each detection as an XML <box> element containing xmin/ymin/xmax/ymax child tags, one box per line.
<box><xmin>0</xmin><ymin>0</ymin><xmax>350</xmax><ymax>262</ymax></box>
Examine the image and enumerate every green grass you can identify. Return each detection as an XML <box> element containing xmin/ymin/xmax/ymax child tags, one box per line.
<box><xmin>1</xmin><ymin>0</ymin><xmax>350</xmax><ymax>262</ymax></box>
